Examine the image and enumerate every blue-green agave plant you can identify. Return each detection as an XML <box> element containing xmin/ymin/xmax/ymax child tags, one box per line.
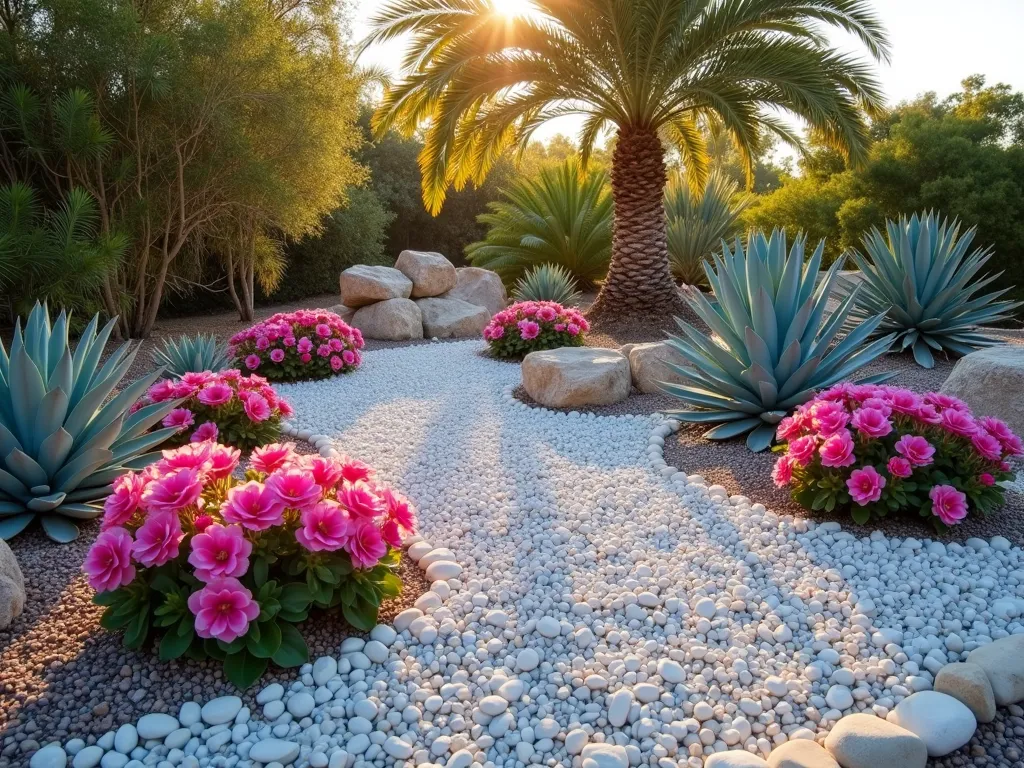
<box><xmin>0</xmin><ymin>303</ymin><xmax>180</xmax><ymax>541</ymax></box>
<box><xmin>511</xmin><ymin>263</ymin><xmax>582</xmax><ymax>306</ymax></box>
<box><xmin>662</xmin><ymin>230</ymin><xmax>897</xmax><ymax>451</ymax></box>
<box><xmin>845</xmin><ymin>212</ymin><xmax>1022</xmax><ymax>368</ymax></box>
<box><xmin>152</xmin><ymin>332</ymin><xmax>231</xmax><ymax>378</ymax></box>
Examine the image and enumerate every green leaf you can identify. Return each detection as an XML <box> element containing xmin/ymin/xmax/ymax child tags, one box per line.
<box><xmin>253</xmin><ymin>557</ymin><xmax>269</xmax><ymax>587</ymax></box>
<box><xmin>159</xmin><ymin>626</ymin><xmax>195</xmax><ymax>660</ymax></box>
<box><xmin>123</xmin><ymin>610</ymin><xmax>150</xmax><ymax>650</ymax></box>
<box><xmin>342</xmin><ymin>597</ymin><xmax>379</xmax><ymax>632</ymax></box>
<box><xmin>271</xmin><ymin>622</ymin><xmax>308</xmax><ymax>668</ymax></box>
<box><xmin>279</xmin><ymin>583</ymin><xmax>312</xmax><ymax>613</ymax></box>
<box><xmin>247</xmin><ymin>620</ymin><xmax>283</xmax><ymax>659</ymax></box>
<box><xmin>223</xmin><ymin>649</ymin><xmax>269</xmax><ymax>690</ymax></box>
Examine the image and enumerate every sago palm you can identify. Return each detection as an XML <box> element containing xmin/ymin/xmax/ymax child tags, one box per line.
<box><xmin>665</xmin><ymin>169</ymin><xmax>750</xmax><ymax>287</ymax></box>
<box><xmin>364</xmin><ymin>0</ymin><xmax>889</xmax><ymax>322</ymax></box>
<box><xmin>466</xmin><ymin>159</ymin><xmax>611</xmax><ymax>287</ymax></box>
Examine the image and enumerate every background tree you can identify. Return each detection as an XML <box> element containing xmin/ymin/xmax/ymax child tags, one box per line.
<box><xmin>365</xmin><ymin>0</ymin><xmax>890</xmax><ymax>331</ymax></box>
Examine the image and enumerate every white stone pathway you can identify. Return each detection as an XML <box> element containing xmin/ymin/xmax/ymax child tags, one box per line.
<box><xmin>40</xmin><ymin>340</ymin><xmax>1024</xmax><ymax>768</ymax></box>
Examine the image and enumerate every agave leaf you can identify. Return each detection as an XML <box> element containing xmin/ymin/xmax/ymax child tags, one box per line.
<box><xmin>0</xmin><ymin>467</ymin><xmax>30</xmax><ymax>500</ymax></box>
<box><xmin>9</xmin><ymin>344</ymin><xmax>45</xmax><ymax>445</ymax></box>
<box><xmin>54</xmin><ymin>502</ymin><xmax>102</xmax><ymax>519</ymax></box>
<box><xmin>6</xmin><ymin>448</ymin><xmax>48</xmax><ymax>488</ymax></box>
<box><xmin>0</xmin><ymin>512</ymin><xmax>34</xmax><ymax>540</ymax></box>
<box><xmin>912</xmin><ymin>338</ymin><xmax>935</xmax><ymax>368</ymax></box>
<box><xmin>662</xmin><ymin>409</ymin><xmax>751</xmax><ymax>423</ymax></box>
<box><xmin>32</xmin><ymin>387</ymin><xmax>70</xmax><ymax>456</ymax></box>
<box><xmin>703</xmin><ymin>418</ymin><xmax>761</xmax><ymax>440</ymax></box>
<box><xmin>26</xmin><ymin>491</ymin><xmax>67</xmax><ymax>512</ymax></box>
<box><xmin>39</xmin><ymin>514</ymin><xmax>79</xmax><ymax>542</ymax></box>
<box><xmin>746</xmin><ymin>423</ymin><xmax>778</xmax><ymax>452</ymax></box>
<box><xmin>37</xmin><ymin>428</ymin><xmax>75</xmax><ymax>478</ymax></box>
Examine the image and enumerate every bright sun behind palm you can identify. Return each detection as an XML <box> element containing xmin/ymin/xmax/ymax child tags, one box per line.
<box><xmin>490</xmin><ymin>0</ymin><xmax>535</xmax><ymax>19</ymax></box>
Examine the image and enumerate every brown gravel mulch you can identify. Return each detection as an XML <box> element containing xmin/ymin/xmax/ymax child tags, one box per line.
<box><xmin>0</xmin><ymin>437</ymin><xmax>429</xmax><ymax>764</ymax></box>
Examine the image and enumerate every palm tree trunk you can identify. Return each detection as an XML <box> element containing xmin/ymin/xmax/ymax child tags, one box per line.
<box><xmin>588</xmin><ymin>125</ymin><xmax>683</xmax><ymax>320</ymax></box>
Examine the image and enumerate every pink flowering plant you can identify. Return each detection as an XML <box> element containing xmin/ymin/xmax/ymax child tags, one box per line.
<box><xmin>483</xmin><ymin>301</ymin><xmax>589</xmax><ymax>359</ymax></box>
<box><xmin>135</xmin><ymin>370</ymin><xmax>293</xmax><ymax>452</ymax></box>
<box><xmin>84</xmin><ymin>441</ymin><xmax>416</xmax><ymax>688</ymax></box>
<box><xmin>772</xmin><ymin>383</ymin><xmax>1021</xmax><ymax>530</ymax></box>
<box><xmin>229</xmin><ymin>309</ymin><xmax>364</xmax><ymax>382</ymax></box>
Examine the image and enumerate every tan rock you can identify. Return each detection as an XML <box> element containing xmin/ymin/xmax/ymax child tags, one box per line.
<box><xmin>395</xmin><ymin>251</ymin><xmax>457</xmax><ymax>298</ymax></box>
<box><xmin>442</xmin><ymin>267</ymin><xmax>507</xmax><ymax>316</ymax></box>
<box><xmin>940</xmin><ymin>345</ymin><xmax>1024</xmax><ymax>436</ymax></box>
<box><xmin>966</xmin><ymin>634</ymin><xmax>1024</xmax><ymax>706</ymax></box>
<box><xmin>705</xmin><ymin>752</ymin><xmax>769</xmax><ymax>767</ymax></box>
<box><xmin>935</xmin><ymin>662</ymin><xmax>997</xmax><ymax>723</ymax></box>
<box><xmin>767</xmin><ymin>740</ymin><xmax>839</xmax><ymax>768</ymax></box>
<box><xmin>823</xmin><ymin>714</ymin><xmax>927</xmax><ymax>768</ymax></box>
<box><xmin>328</xmin><ymin>304</ymin><xmax>355</xmax><ymax>324</ymax></box>
<box><xmin>628</xmin><ymin>341</ymin><xmax>687</xmax><ymax>394</ymax></box>
<box><xmin>521</xmin><ymin>348</ymin><xmax>630</xmax><ymax>408</ymax></box>
<box><xmin>0</xmin><ymin>539</ymin><xmax>25</xmax><ymax>629</ymax></box>
<box><xmin>351</xmin><ymin>298</ymin><xmax>423</xmax><ymax>341</ymax></box>
<box><xmin>339</xmin><ymin>265</ymin><xmax>413</xmax><ymax>308</ymax></box>
<box><xmin>416</xmin><ymin>297</ymin><xmax>490</xmax><ymax>339</ymax></box>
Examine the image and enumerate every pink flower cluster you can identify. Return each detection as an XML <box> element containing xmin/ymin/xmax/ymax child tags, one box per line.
<box><xmin>229</xmin><ymin>310</ymin><xmax>363</xmax><ymax>381</ymax></box>
<box><xmin>483</xmin><ymin>301</ymin><xmax>589</xmax><ymax>358</ymax></box>
<box><xmin>135</xmin><ymin>370</ymin><xmax>292</xmax><ymax>449</ymax></box>
<box><xmin>83</xmin><ymin>441</ymin><xmax>416</xmax><ymax>643</ymax></box>
<box><xmin>773</xmin><ymin>383</ymin><xmax>1021</xmax><ymax>527</ymax></box>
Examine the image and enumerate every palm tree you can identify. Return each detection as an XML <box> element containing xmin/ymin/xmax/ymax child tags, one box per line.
<box><xmin>364</xmin><ymin>0</ymin><xmax>889</xmax><ymax>325</ymax></box>
<box><xmin>466</xmin><ymin>158</ymin><xmax>611</xmax><ymax>288</ymax></box>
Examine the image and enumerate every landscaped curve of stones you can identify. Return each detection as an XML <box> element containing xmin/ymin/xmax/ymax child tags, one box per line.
<box><xmin>33</xmin><ymin>341</ymin><xmax>1024</xmax><ymax>768</ymax></box>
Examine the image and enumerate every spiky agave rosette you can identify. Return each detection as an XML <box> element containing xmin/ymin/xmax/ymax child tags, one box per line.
<box><xmin>0</xmin><ymin>303</ymin><xmax>180</xmax><ymax>541</ymax></box>
<box><xmin>844</xmin><ymin>212</ymin><xmax>1022</xmax><ymax>368</ymax></box>
<box><xmin>661</xmin><ymin>230</ymin><xmax>897</xmax><ymax>451</ymax></box>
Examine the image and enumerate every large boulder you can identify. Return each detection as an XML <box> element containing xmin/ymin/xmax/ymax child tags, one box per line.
<box><xmin>521</xmin><ymin>348</ymin><xmax>630</xmax><ymax>408</ymax></box>
<box><xmin>940</xmin><ymin>346</ymin><xmax>1024</xmax><ymax>435</ymax></box>
<box><xmin>0</xmin><ymin>539</ymin><xmax>25</xmax><ymax>629</ymax></box>
<box><xmin>340</xmin><ymin>265</ymin><xmax>413</xmax><ymax>308</ymax></box>
<box><xmin>351</xmin><ymin>298</ymin><xmax>423</xmax><ymax>341</ymax></box>
<box><xmin>327</xmin><ymin>304</ymin><xmax>356</xmax><ymax>325</ymax></box>
<box><xmin>889</xmin><ymin>691</ymin><xmax>977</xmax><ymax>756</ymax></box>
<box><xmin>442</xmin><ymin>267</ymin><xmax>507</xmax><ymax>316</ymax></box>
<box><xmin>395</xmin><ymin>251</ymin><xmax>457</xmax><ymax>298</ymax></box>
<box><xmin>704</xmin><ymin>753</ymin><xmax>769</xmax><ymax>768</ymax></box>
<box><xmin>823</xmin><ymin>714</ymin><xmax>927</xmax><ymax>768</ymax></box>
<box><xmin>628</xmin><ymin>342</ymin><xmax>687</xmax><ymax>394</ymax></box>
<box><xmin>416</xmin><ymin>297</ymin><xmax>489</xmax><ymax>339</ymax></box>
<box><xmin>766</xmin><ymin>740</ymin><xmax>839</xmax><ymax>768</ymax></box>
<box><xmin>966</xmin><ymin>633</ymin><xmax>1024</xmax><ymax>706</ymax></box>
<box><xmin>934</xmin><ymin>662</ymin><xmax>997</xmax><ymax>723</ymax></box>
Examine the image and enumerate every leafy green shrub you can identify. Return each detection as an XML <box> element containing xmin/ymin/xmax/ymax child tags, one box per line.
<box><xmin>511</xmin><ymin>264</ymin><xmax>582</xmax><ymax>306</ymax></box>
<box><xmin>85</xmin><ymin>442</ymin><xmax>416</xmax><ymax>688</ymax></box>
<box><xmin>484</xmin><ymin>301</ymin><xmax>589</xmax><ymax>359</ymax></box>
<box><xmin>663</xmin><ymin>230</ymin><xmax>896</xmax><ymax>451</ymax></box>
<box><xmin>665</xmin><ymin>171</ymin><xmax>750</xmax><ymax>287</ymax></box>
<box><xmin>0</xmin><ymin>303</ymin><xmax>179</xmax><ymax>541</ymax></box>
<box><xmin>845</xmin><ymin>212</ymin><xmax>1021</xmax><ymax>368</ymax></box>
<box><xmin>466</xmin><ymin>160</ymin><xmax>611</xmax><ymax>288</ymax></box>
<box><xmin>152</xmin><ymin>334</ymin><xmax>231</xmax><ymax>378</ymax></box>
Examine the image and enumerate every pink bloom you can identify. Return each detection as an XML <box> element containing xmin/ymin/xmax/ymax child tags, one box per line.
<box><xmin>189</xmin><ymin>523</ymin><xmax>251</xmax><ymax>581</ymax></box>
<box><xmin>772</xmin><ymin>455</ymin><xmax>794</xmax><ymax>487</ymax></box>
<box><xmin>244</xmin><ymin>354</ymin><xmax>261</xmax><ymax>370</ymax></box>
<box><xmin>316</xmin><ymin>323</ymin><xmax>332</xmax><ymax>338</ymax></box>
<box><xmin>256</xmin><ymin>336</ymin><xmax>270</xmax><ymax>351</ymax></box>
<box><xmin>283</xmin><ymin>336</ymin><xmax>296</xmax><ymax>347</ymax></box>
<box><xmin>250</xmin><ymin>443</ymin><xmax>297</xmax><ymax>473</ymax></box>
<box><xmin>193</xmin><ymin>514</ymin><xmax>213</xmax><ymax>533</ymax></box>
<box><xmin>847</xmin><ymin>466</ymin><xmax>886</xmax><ymax>505</ymax></box>
<box><xmin>347</xmin><ymin>519</ymin><xmax>387</xmax><ymax>568</ymax></box>
<box><xmin>383</xmin><ymin>488</ymin><xmax>416</xmax><ymax>534</ymax></box>
<box><xmin>926</xmin><ymin>392</ymin><xmax>970</xmax><ymax>411</ymax></box>
<box><xmin>221</xmin><ymin>481</ymin><xmax>284</xmax><ymax>531</ymax></box>
<box><xmin>132</xmin><ymin>511</ymin><xmax>184</xmax><ymax>567</ymax></box>
<box><xmin>170</xmin><ymin>381</ymin><xmax>197</xmax><ymax>399</ymax></box>
<box><xmin>270</xmin><ymin>348</ymin><xmax>285</xmax><ymax>363</ymax></box>
<box><xmin>929</xmin><ymin>484</ymin><xmax>968</xmax><ymax>526</ymax></box>
<box><xmin>940</xmin><ymin>408</ymin><xmax>977</xmax><ymax>437</ymax></box>
<box><xmin>978</xmin><ymin>416</ymin><xmax>1016</xmax><ymax>446</ymax></box>
<box><xmin>971</xmin><ymin>430</ymin><xmax>1004</xmax><ymax>461</ymax></box>
<box><xmin>566</xmin><ymin>323</ymin><xmax>581</xmax><ymax>335</ymax></box>
<box><xmin>157</xmin><ymin>443</ymin><xmax>214</xmax><ymax>476</ymax></box>
<box><xmin>190</xmin><ymin>421</ymin><xmax>219</xmax><ymax>443</ymax></box>
<box><xmin>889</xmin><ymin>389</ymin><xmax>923</xmax><ymax>415</ymax></box>
<box><xmin>329</xmin><ymin>338</ymin><xmax>343</xmax><ymax>352</ymax></box>
<box><xmin>895</xmin><ymin>434</ymin><xmax>935</xmax><ymax>466</ymax></box>
<box><xmin>187</xmin><ymin>578</ymin><xmax>260</xmax><ymax>643</ymax></box>
<box><xmin>887</xmin><ymin>456</ymin><xmax>913</xmax><ymax>478</ymax></box>
<box><xmin>297</xmin><ymin>337</ymin><xmax>313</xmax><ymax>354</ymax></box>
<box><xmin>382</xmin><ymin>519</ymin><xmax>404</xmax><ymax>548</ymax></box>
<box><xmin>860</xmin><ymin>397</ymin><xmax>892</xmax><ymax>416</ymax></box>
<box><xmin>305</xmin><ymin>456</ymin><xmax>344</xmax><ymax>490</ymax></box>
<box><xmin>244</xmin><ymin>393</ymin><xmax>272</xmax><ymax>422</ymax></box>
<box><xmin>300</xmin><ymin>352</ymin><xmax>312</xmax><ymax>363</ymax></box>
<box><xmin>83</xmin><ymin>528</ymin><xmax>136</xmax><ymax>592</ymax></box>
<box><xmin>1004</xmin><ymin>433</ymin><xmax>1024</xmax><ymax>457</ymax></box>
<box><xmin>787</xmin><ymin>435</ymin><xmax>817</xmax><ymax>466</ymax></box>
<box><xmin>536</xmin><ymin>306</ymin><xmax>558</xmax><ymax>322</ymax></box>
<box><xmin>339</xmin><ymin>458</ymin><xmax>373</xmax><ymax>484</ymax></box>
<box><xmin>553</xmin><ymin>323</ymin><xmax>566</xmax><ymax>332</ymax></box>
<box><xmin>979</xmin><ymin>472</ymin><xmax>996</xmax><ymax>487</ymax></box>
<box><xmin>317</xmin><ymin>344</ymin><xmax>331</xmax><ymax>358</ymax></box>
<box><xmin>295</xmin><ymin>501</ymin><xmax>352</xmax><ymax>552</ymax></box>
<box><xmin>776</xmin><ymin>417</ymin><xmax>802</xmax><ymax>441</ymax></box>
<box><xmin>342</xmin><ymin>349</ymin><xmax>356</xmax><ymax>365</ymax></box>
<box><xmin>819</xmin><ymin>430</ymin><xmax>856</xmax><ymax>468</ymax></box>
<box><xmin>162</xmin><ymin>408</ymin><xmax>195</xmax><ymax>431</ymax></box>
<box><xmin>518</xmin><ymin>320</ymin><xmax>540</xmax><ymax>341</ymax></box>
<box><xmin>197</xmin><ymin>382</ymin><xmax>233</xmax><ymax>407</ymax></box>
<box><xmin>915</xmin><ymin>403</ymin><xmax>942</xmax><ymax>424</ymax></box>
<box><xmin>278</xmin><ymin>399</ymin><xmax>294</xmax><ymax>418</ymax></box>
<box><xmin>330</xmin><ymin>355</ymin><xmax>344</xmax><ymax>372</ymax></box>
<box><xmin>265</xmin><ymin>469</ymin><xmax>322</xmax><ymax>511</ymax></box>
<box><xmin>851</xmin><ymin>407</ymin><xmax>893</xmax><ymax>439</ymax></box>
<box><xmin>811</xmin><ymin>400</ymin><xmax>850</xmax><ymax>437</ymax></box>
<box><xmin>338</xmin><ymin>482</ymin><xmax>383</xmax><ymax>520</ymax></box>
<box><xmin>143</xmin><ymin>468</ymin><xmax>203</xmax><ymax>514</ymax></box>
<box><xmin>103</xmin><ymin>473</ymin><xmax>147</xmax><ymax>528</ymax></box>
<box><xmin>146</xmin><ymin>379</ymin><xmax>177</xmax><ymax>403</ymax></box>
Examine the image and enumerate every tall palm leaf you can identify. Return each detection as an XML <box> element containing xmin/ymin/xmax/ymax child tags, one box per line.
<box><xmin>365</xmin><ymin>0</ymin><xmax>889</xmax><ymax>321</ymax></box>
<box><xmin>666</xmin><ymin>169</ymin><xmax>750</xmax><ymax>287</ymax></box>
<box><xmin>466</xmin><ymin>158</ymin><xmax>611</xmax><ymax>287</ymax></box>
